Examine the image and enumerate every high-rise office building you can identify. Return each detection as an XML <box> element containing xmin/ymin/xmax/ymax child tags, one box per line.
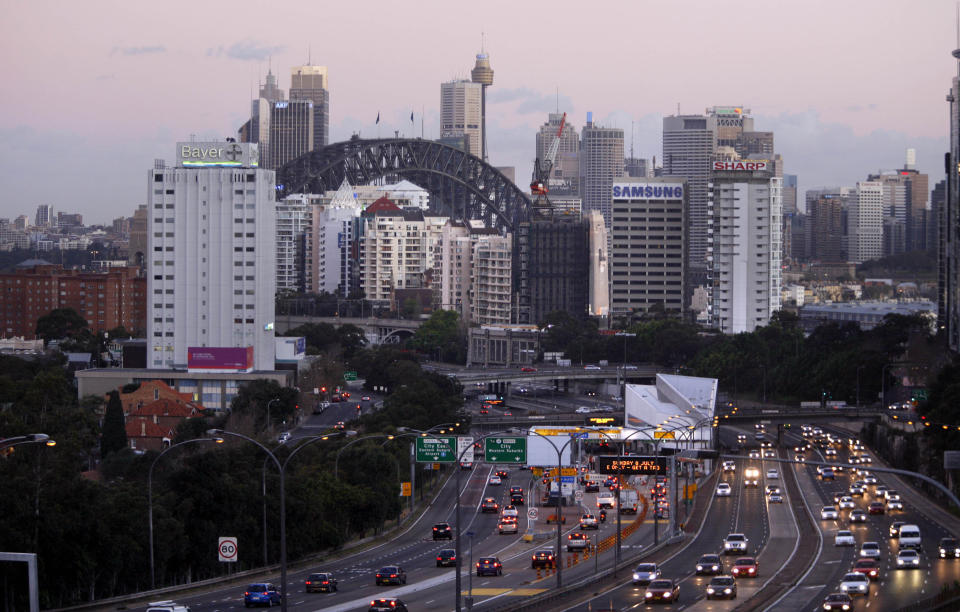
<box><xmin>147</xmin><ymin>142</ymin><xmax>276</xmax><ymax>371</ymax></box>
<box><xmin>943</xmin><ymin>49</ymin><xmax>960</xmax><ymax>351</ymax></box>
<box><xmin>587</xmin><ymin>211</ymin><xmax>609</xmax><ymax>317</ymax></box>
<box><xmin>536</xmin><ymin>113</ymin><xmax>579</xmax><ymax>194</ymax></box>
<box><xmin>709</xmin><ymin>159</ymin><xmax>782</xmax><ymax>334</ymax></box>
<box><xmin>807</xmin><ymin>190</ymin><xmax>849</xmax><ymax>263</ymax></box>
<box><xmin>847</xmin><ymin>181</ymin><xmax>884</xmax><ymax>264</ymax></box>
<box><xmin>609</xmin><ymin>178</ymin><xmax>687</xmax><ymax>318</ymax></box>
<box><xmin>513</xmin><ymin>216</ymin><xmax>590</xmax><ymax>324</ymax></box>
<box><xmin>35</xmin><ymin>204</ymin><xmax>55</xmax><ymax>228</ymax></box>
<box><xmin>239</xmin><ymin>67</ymin><xmax>316</xmax><ymax>170</ymax></box>
<box><xmin>439</xmin><ymin>220</ymin><xmax>511</xmax><ymax>324</ymax></box>
<box><xmin>290</xmin><ymin>65</ymin><xmax>330</xmax><ymax>148</ymax></box>
<box><xmin>441</xmin><ymin>80</ymin><xmax>483</xmax><ymax>159</ymax></box>
<box><xmin>579</xmin><ymin>114</ymin><xmax>624</xmax><ymax>228</ymax></box>
<box><xmin>276</xmin><ymin>195</ymin><xmax>313</xmax><ymax>293</ymax></box>
<box><xmin>470</xmin><ymin>52</ymin><xmax>494</xmax><ymax>161</ymax></box>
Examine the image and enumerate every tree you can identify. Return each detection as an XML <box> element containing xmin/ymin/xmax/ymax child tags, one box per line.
<box><xmin>100</xmin><ymin>391</ymin><xmax>127</xmax><ymax>457</ymax></box>
<box><xmin>408</xmin><ymin>310</ymin><xmax>465</xmax><ymax>363</ymax></box>
<box><xmin>35</xmin><ymin>307</ymin><xmax>89</xmax><ymax>342</ymax></box>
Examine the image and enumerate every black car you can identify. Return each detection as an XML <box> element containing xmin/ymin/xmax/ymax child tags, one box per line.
<box><xmin>432</xmin><ymin>522</ymin><xmax>453</xmax><ymax>540</ymax></box>
<box><xmin>436</xmin><ymin>548</ymin><xmax>456</xmax><ymax>567</ymax></box>
<box><xmin>509</xmin><ymin>486</ymin><xmax>524</xmax><ymax>496</ymax></box>
<box><xmin>531</xmin><ymin>549</ymin><xmax>556</xmax><ymax>568</ymax></box>
<box><xmin>585</xmin><ymin>480</ymin><xmax>600</xmax><ymax>492</ymax></box>
<box><xmin>705</xmin><ymin>575</ymin><xmax>737</xmax><ymax>600</ymax></box>
<box><xmin>940</xmin><ymin>537</ymin><xmax>960</xmax><ymax>558</ymax></box>
<box><xmin>369</xmin><ymin>598</ymin><xmax>408</xmax><ymax>612</ymax></box>
<box><xmin>695</xmin><ymin>554</ymin><xmax>724</xmax><ymax>575</ymax></box>
<box><xmin>476</xmin><ymin>556</ymin><xmax>502</xmax><ymax>576</ymax></box>
<box><xmin>511</xmin><ymin>493</ymin><xmax>525</xmax><ymax>506</ymax></box>
<box><xmin>375</xmin><ymin>566</ymin><xmax>407</xmax><ymax>586</ymax></box>
<box><xmin>304</xmin><ymin>572</ymin><xmax>337</xmax><ymax>593</ymax></box>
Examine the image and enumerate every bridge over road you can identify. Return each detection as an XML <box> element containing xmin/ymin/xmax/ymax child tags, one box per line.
<box><xmin>275</xmin><ymin>315</ymin><xmax>421</xmax><ymax>345</ymax></box>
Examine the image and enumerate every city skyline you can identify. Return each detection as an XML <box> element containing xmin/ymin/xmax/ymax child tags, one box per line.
<box><xmin>0</xmin><ymin>0</ymin><xmax>955</xmax><ymax>224</ymax></box>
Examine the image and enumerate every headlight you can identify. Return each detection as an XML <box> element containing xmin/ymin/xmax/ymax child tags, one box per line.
<box><xmin>897</xmin><ymin>559</ymin><xmax>904</xmax><ymax>565</ymax></box>
<box><xmin>712</xmin><ymin>565</ymin><xmax>719</xmax><ymax>570</ymax></box>
<box><xmin>840</xmin><ymin>585</ymin><xmax>848</xmax><ymax>591</ymax></box>
<box><xmin>697</xmin><ymin>565</ymin><xmax>703</xmax><ymax>571</ymax></box>
<box><xmin>645</xmin><ymin>592</ymin><xmax>653</xmax><ymax>598</ymax></box>
<box><xmin>823</xmin><ymin>604</ymin><xmax>832</xmax><ymax>610</ymax></box>
<box><xmin>663</xmin><ymin>592</ymin><xmax>672</xmax><ymax>598</ymax></box>
<box><xmin>843</xmin><ymin>606</ymin><xmax>850</xmax><ymax>611</ymax></box>
<box><xmin>724</xmin><ymin>588</ymin><xmax>732</xmax><ymax>594</ymax></box>
<box><xmin>706</xmin><ymin>588</ymin><xmax>715</xmax><ymax>594</ymax></box>
<box><xmin>633</xmin><ymin>573</ymin><xmax>640</xmax><ymax>580</ymax></box>
<box><xmin>941</xmin><ymin>549</ymin><xmax>946</xmax><ymax>555</ymax></box>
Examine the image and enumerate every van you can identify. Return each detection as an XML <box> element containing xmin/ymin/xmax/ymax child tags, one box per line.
<box><xmin>597</xmin><ymin>492</ymin><xmax>616</xmax><ymax>509</ymax></box>
<box><xmin>898</xmin><ymin>524</ymin><xmax>922</xmax><ymax>550</ymax></box>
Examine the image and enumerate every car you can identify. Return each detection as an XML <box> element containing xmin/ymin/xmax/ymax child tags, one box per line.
<box><xmin>754</xmin><ymin>432</ymin><xmax>765</xmax><ymax>441</ymax></box>
<box><xmin>737</xmin><ymin>434</ymin><xmax>747</xmax><ymax>444</ymax></box>
<box><xmin>510</xmin><ymin>493</ymin><xmax>525</xmax><ymax>506</ymax></box>
<box><xmin>305</xmin><ymin>572</ymin><xmax>337</xmax><ymax>593</ymax></box>
<box><xmin>890</xmin><ymin>521</ymin><xmax>906</xmax><ymax>538</ymax></box>
<box><xmin>852</xmin><ymin>558</ymin><xmax>880</xmax><ymax>580</ymax></box>
<box><xmin>695</xmin><ymin>554</ymin><xmax>724</xmax><ymax>575</ymax></box>
<box><xmin>575</xmin><ymin>407</ymin><xmax>592</xmax><ymax>414</ymax></box>
<box><xmin>436</xmin><ymin>549</ymin><xmax>456</xmax><ymax>567</ymax></box>
<box><xmin>821</xmin><ymin>506</ymin><xmax>839</xmax><ymax>520</ymax></box>
<box><xmin>632</xmin><ymin>562</ymin><xmax>660</xmax><ymax>584</ymax></box>
<box><xmin>509</xmin><ymin>486</ymin><xmax>524</xmax><ymax>496</ymax></box>
<box><xmin>369</xmin><ymin>599</ymin><xmax>409</xmax><ymax>612</ymax></box>
<box><xmin>941</xmin><ymin>537</ymin><xmax>960</xmax><ymax>558</ymax></box>
<box><xmin>884</xmin><ymin>489</ymin><xmax>900</xmax><ymax>501</ymax></box>
<box><xmin>875</xmin><ymin>484</ymin><xmax>889</xmax><ymax>496</ymax></box>
<box><xmin>584</xmin><ymin>365</ymin><xmax>602</xmax><ymax>370</ymax></box>
<box><xmin>432</xmin><ymin>522</ymin><xmax>453</xmax><ymax>540</ymax></box>
<box><xmin>731</xmin><ymin>557</ymin><xmax>758</xmax><ymax>578</ymax></box>
<box><xmin>748</xmin><ymin>449</ymin><xmax>761</xmax><ymax>459</ymax></box>
<box><xmin>765</xmin><ymin>484</ymin><xmax>781</xmax><ymax>496</ymax></box>
<box><xmin>849</xmin><ymin>483</ymin><xmax>865</xmax><ymax>496</ymax></box>
<box><xmin>498</xmin><ymin>520</ymin><xmax>518</xmax><ymax>534</ymax></box>
<box><xmin>723</xmin><ymin>460</ymin><xmax>736</xmax><ymax>472</ymax></box>
<box><xmin>580</xmin><ymin>514</ymin><xmax>599</xmax><ymax>529</ymax></box>
<box><xmin>459</xmin><ymin>461</ymin><xmax>473</xmax><ymax>470</ymax></box>
<box><xmin>584</xmin><ymin>480</ymin><xmax>600</xmax><ymax>492</ymax></box>
<box><xmin>496</xmin><ymin>469</ymin><xmax>509</xmax><ymax>479</ymax></box>
<box><xmin>839</xmin><ymin>572</ymin><xmax>869</xmax><ymax>596</ymax></box>
<box><xmin>863</xmin><ymin>473</ymin><xmax>878</xmax><ymax>484</ymax></box>
<box><xmin>896</xmin><ymin>549</ymin><xmax>921</xmax><ymax>569</ymax></box>
<box><xmin>769</xmin><ymin>493</ymin><xmax>783</xmax><ymax>503</ymax></box>
<box><xmin>330</xmin><ymin>394</ymin><xmax>341</xmax><ymax>403</ymax></box>
<box><xmin>835</xmin><ymin>530</ymin><xmax>855</xmax><ymax>546</ymax></box>
<box><xmin>488</xmin><ymin>475</ymin><xmax>502</xmax><ymax>486</ymax></box>
<box><xmin>838</xmin><ymin>496</ymin><xmax>855</xmax><ymax>510</ymax></box>
<box><xmin>849</xmin><ymin>509</ymin><xmax>867</xmax><ymax>523</ymax></box>
<box><xmin>744</xmin><ymin>468</ymin><xmax>760</xmax><ymax>487</ymax></box>
<box><xmin>860</xmin><ymin>541</ymin><xmax>881</xmax><ymax>558</ymax></box>
<box><xmin>277</xmin><ymin>432</ymin><xmax>292</xmax><ymax>444</ymax></box>
<box><xmin>716</xmin><ymin>483</ymin><xmax>732</xmax><ymax>497</ymax></box>
<box><xmin>531</xmin><ymin>549</ymin><xmax>556</xmax><ymax>569</ymax></box>
<box><xmin>244</xmin><ymin>583</ymin><xmax>281</xmax><ymax>607</ymax></box>
<box><xmin>334</xmin><ymin>421</ymin><xmax>346</xmax><ymax>430</ymax></box>
<box><xmin>478</xmin><ymin>407</ymin><xmax>489</xmax><ymax>414</ymax></box>
<box><xmin>705</xmin><ymin>575</ymin><xmax>737</xmax><ymax>600</ymax></box>
<box><xmin>825</xmin><ymin>448</ymin><xmax>837</xmax><ymax>457</ymax></box>
<box><xmin>887</xmin><ymin>497</ymin><xmax>904</xmax><ymax>510</ymax></box>
<box><xmin>375</xmin><ymin>566</ymin><xmax>406</xmax><ymax>586</ymax></box>
<box><xmin>567</xmin><ymin>533</ymin><xmax>591</xmax><ymax>552</ymax></box>
<box><xmin>597</xmin><ymin>492</ymin><xmax>616</xmax><ymax>509</ymax></box>
<box><xmin>833</xmin><ymin>492</ymin><xmax>846</xmax><ymax>505</ymax></box>
<box><xmin>476</xmin><ymin>556</ymin><xmax>502</xmax><ymax>576</ymax></box>
<box><xmin>481</xmin><ymin>498</ymin><xmax>499</xmax><ymax>513</ymax></box>
<box><xmin>822</xmin><ymin>593</ymin><xmax>854</xmax><ymax>611</ymax></box>
<box><xmin>723</xmin><ymin>533</ymin><xmax>748</xmax><ymax>554</ymax></box>
<box><xmin>644</xmin><ymin>579</ymin><xmax>680</xmax><ymax>603</ymax></box>
<box><xmin>502</xmin><ymin>505</ymin><xmax>519</xmax><ymax>518</ymax></box>
<box><xmin>763</xmin><ymin>450</ymin><xmax>776</xmax><ymax>459</ymax></box>
<box><xmin>868</xmin><ymin>501</ymin><xmax>885</xmax><ymax>515</ymax></box>
<box><xmin>520</xmin><ymin>366</ymin><xmax>537</xmax><ymax>372</ymax></box>
<box><xmin>820</xmin><ymin>468</ymin><xmax>835</xmax><ymax>480</ymax></box>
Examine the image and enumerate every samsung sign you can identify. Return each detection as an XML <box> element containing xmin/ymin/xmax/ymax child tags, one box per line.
<box><xmin>612</xmin><ymin>183</ymin><xmax>684</xmax><ymax>199</ymax></box>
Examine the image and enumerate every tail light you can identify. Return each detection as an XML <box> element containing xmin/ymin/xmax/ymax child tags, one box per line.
<box><xmin>305</xmin><ymin>581</ymin><xmax>312</xmax><ymax>585</ymax></box>
<box><xmin>322</xmin><ymin>580</ymin><xmax>329</xmax><ymax>584</ymax></box>
<box><xmin>244</xmin><ymin>592</ymin><xmax>250</xmax><ymax>596</ymax></box>
<box><xmin>437</xmin><ymin>556</ymin><xmax>442</xmax><ymax>561</ymax></box>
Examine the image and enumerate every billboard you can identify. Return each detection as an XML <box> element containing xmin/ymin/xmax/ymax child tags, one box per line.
<box><xmin>712</xmin><ymin>160</ymin><xmax>768</xmax><ymax>172</ymax></box>
<box><xmin>177</xmin><ymin>142</ymin><xmax>259</xmax><ymax>168</ymax></box>
<box><xmin>188</xmin><ymin>346</ymin><xmax>254</xmax><ymax>370</ymax></box>
<box><xmin>612</xmin><ymin>183</ymin><xmax>684</xmax><ymax>200</ymax></box>
<box><xmin>526</xmin><ymin>433</ymin><xmax>574</xmax><ymax>467</ymax></box>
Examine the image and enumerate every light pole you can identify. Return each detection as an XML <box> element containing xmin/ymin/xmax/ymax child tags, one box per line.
<box><xmin>615</xmin><ymin>331</ymin><xmax>636</xmax><ymax>366</ymax></box>
<box><xmin>149</xmin><ymin>437</ymin><xmax>222</xmax><ymax>589</ymax></box>
<box><xmin>266</xmin><ymin>397</ymin><xmax>280</xmax><ymax>433</ymax></box>
<box><xmin>208</xmin><ymin>429</ymin><xmax>343</xmax><ymax>612</ymax></box>
<box><xmin>0</xmin><ymin>433</ymin><xmax>56</xmax><ymax>451</ymax></box>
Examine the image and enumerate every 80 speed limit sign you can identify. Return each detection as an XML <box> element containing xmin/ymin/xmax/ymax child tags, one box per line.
<box><xmin>218</xmin><ymin>536</ymin><xmax>238</xmax><ymax>562</ymax></box>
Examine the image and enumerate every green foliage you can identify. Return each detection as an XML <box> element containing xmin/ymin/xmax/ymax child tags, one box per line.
<box><xmin>35</xmin><ymin>307</ymin><xmax>89</xmax><ymax>342</ymax></box>
<box><xmin>352</xmin><ymin>346</ymin><xmax>421</xmax><ymax>394</ymax></box>
<box><xmin>856</xmin><ymin>250</ymin><xmax>937</xmax><ymax>279</ymax></box>
<box><xmin>100</xmin><ymin>391</ymin><xmax>127</xmax><ymax>457</ymax></box>
<box><xmin>407</xmin><ymin>309</ymin><xmax>466</xmax><ymax>363</ymax></box>
<box><xmin>228</xmin><ymin>379</ymin><xmax>298</xmax><ymax>430</ymax></box>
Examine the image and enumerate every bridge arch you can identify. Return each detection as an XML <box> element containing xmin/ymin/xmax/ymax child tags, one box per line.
<box><xmin>276</xmin><ymin>138</ymin><xmax>533</xmax><ymax>232</ymax></box>
<box><xmin>381</xmin><ymin>328</ymin><xmax>415</xmax><ymax>345</ymax></box>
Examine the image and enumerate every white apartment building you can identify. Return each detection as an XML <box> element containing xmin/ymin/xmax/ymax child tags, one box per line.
<box><xmin>276</xmin><ymin>195</ymin><xmax>313</xmax><ymax>292</ymax></box>
<box><xmin>359</xmin><ymin>198</ymin><xmax>448</xmax><ymax>304</ymax></box>
<box><xmin>308</xmin><ymin>180</ymin><xmax>362</xmax><ymax>296</ymax></box>
<box><xmin>439</xmin><ymin>220</ymin><xmax>511</xmax><ymax>324</ymax></box>
<box><xmin>709</xmin><ymin>159</ymin><xmax>782</xmax><ymax>334</ymax></box>
<box><xmin>587</xmin><ymin>210</ymin><xmax>610</xmax><ymax>317</ymax></box>
<box><xmin>848</xmin><ymin>181</ymin><xmax>884</xmax><ymax>264</ymax></box>
<box><xmin>147</xmin><ymin>142</ymin><xmax>276</xmax><ymax>371</ymax></box>
<box><xmin>441</xmin><ymin>80</ymin><xmax>483</xmax><ymax>158</ymax></box>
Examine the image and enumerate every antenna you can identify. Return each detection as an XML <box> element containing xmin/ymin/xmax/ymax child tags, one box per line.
<box><xmin>630</xmin><ymin>120</ymin><xmax>635</xmax><ymax>159</ymax></box>
<box><xmin>677</xmin><ymin>102</ymin><xmax>681</xmax><ymax>115</ymax></box>
<box><xmin>308</xmin><ymin>45</ymin><xmax>311</xmax><ymax>65</ymax></box>
<box><xmin>481</xmin><ymin>31</ymin><xmax>485</xmax><ymax>54</ymax></box>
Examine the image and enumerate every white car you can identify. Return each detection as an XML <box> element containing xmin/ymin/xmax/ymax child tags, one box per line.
<box><xmin>769</xmin><ymin>493</ymin><xmax>783</xmax><ymax>503</ymax></box>
<box><xmin>887</xmin><ymin>498</ymin><xmax>904</xmax><ymax>510</ymax></box>
<box><xmin>488</xmin><ymin>475</ymin><xmax>502</xmax><ymax>486</ymax></box>
<box><xmin>723</xmin><ymin>533</ymin><xmax>748</xmax><ymax>554</ymax></box>
<box><xmin>838</xmin><ymin>496</ymin><xmax>855</xmax><ymax>509</ymax></box>
<box><xmin>716</xmin><ymin>483</ymin><xmax>732</xmax><ymax>497</ymax></box>
<box><xmin>501</xmin><ymin>506</ymin><xmax>519</xmax><ymax>518</ymax></box>
<box><xmin>863</xmin><ymin>474</ymin><xmax>878</xmax><ymax>484</ymax></box>
<box><xmin>896</xmin><ymin>549</ymin><xmax>921</xmax><ymax>569</ymax></box>
<box><xmin>766</xmin><ymin>469</ymin><xmax>779</xmax><ymax>479</ymax></box>
<box><xmin>722</xmin><ymin>461</ymin><xmax>736</xmax><ymax>472</ymax></box>
<box><xmin>748</xmin><ymin>450</ymin><xmax>761</xmax><ymax>459</ymax></box>
<box><xmin>632</xmin><ymin>563</ymin><xmax>661</xmax><ymax>584</ymax></box>
<box><xmin>575</xmin><ymin>407</ymin><xmax>592</xmax><ymax>414</ymax></box>
<box><xmin>579</xmin><ymin>514</ymin><xmax>599</xmax><ymax>529</ymax></box>
<box><xmin>835</xmin><ymin>530</ymin><xmax>856</xmax><ymax>546</ymax></box>
<box><xmin>821</xmin><ymin>506</ymin><xmax>839</xmax><ymax>520</ymax></box>
<box><xmin>839</xmin><ymin>572</ymin><xmax>870</xmax><ymax>596</ymax></box>
<box><xmin>860</xmin><ymin>542</ymin><xmax>881</xmax><ymax>559</ymax></box>
<box><xmin>277</xmin><ymin>432</ymin><xmax>292</xmax><ymax>444</ymax></box>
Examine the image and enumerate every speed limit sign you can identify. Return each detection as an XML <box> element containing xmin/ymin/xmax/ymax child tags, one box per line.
<box><xmin>218</xmin><ymin>536</ymin><xmax>238</xmax><ymax>562</ymax></box>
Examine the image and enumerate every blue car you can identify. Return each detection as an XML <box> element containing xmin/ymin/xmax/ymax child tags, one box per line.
<box><xmin>244</xmin><ymin>583</ymin><xmax>281</xmax><ymax>607</ymax></box>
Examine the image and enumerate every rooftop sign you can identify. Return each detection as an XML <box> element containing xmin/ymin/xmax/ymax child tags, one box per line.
<box><xmin>713</xmin><ymin>160</ymin><xmax>768</xmax><ymax>172</ymax></box>
<box><xmin>612</xmin><ymin>183</ymin><xmax>684</xmax><ymax>199</ymax></box>
<box><xmin>177</xmin><ymin>142</ymin><xmax>259</xmax><ymax>168</ymax></box>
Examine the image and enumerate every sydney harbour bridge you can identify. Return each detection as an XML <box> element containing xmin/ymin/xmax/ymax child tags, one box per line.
<box><xmin>276</xmin><ymin>137</ymin><xmax>532</xmax><ymax>232</ymax></box>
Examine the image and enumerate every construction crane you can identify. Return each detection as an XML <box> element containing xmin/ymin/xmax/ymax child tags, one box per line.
<box><xmin>530</xmin><ymin>112</ymin><xmax>566</xmax><ymax>207</ymax></box>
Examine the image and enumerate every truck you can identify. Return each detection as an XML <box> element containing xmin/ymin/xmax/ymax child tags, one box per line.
<box><xmin>619</xmin><ymin>488</ymin><xmax>639</xmax><ymax>514</ymax></box>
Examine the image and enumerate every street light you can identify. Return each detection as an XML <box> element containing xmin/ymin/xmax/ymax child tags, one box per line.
<box><xmin>0</xmin><ymin>433</ymin><xmax>56</xmax><ymax>450</ymax></box>
<box><xmin>614</xmin><ymin>331</ymin><xmax>636</xmax><ymax>366</ymax></box>
<box><xmin>148</xmin><ymin>437</ymin><xmax>223</xmax><ymax>589</ymax></box>
<box><xmin>266</xmin><ymin>398</ymin><xmax>281</xmax><ymax>433</ymax></box>
<box><xmin>207</xmin><ymin>429</ymin><xmax>343</xmax><ymax>612</ymax></box>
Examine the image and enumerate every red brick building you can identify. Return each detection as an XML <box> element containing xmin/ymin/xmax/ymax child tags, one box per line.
<box><xmin>125</xmin><ymin>416</ymin><xmax>174</xmax><ymax>452</ymax></box>
<box><xmin>0</xmin><ymin>260</ymin><xmax>146</xmax><ymax>339</ymax></box>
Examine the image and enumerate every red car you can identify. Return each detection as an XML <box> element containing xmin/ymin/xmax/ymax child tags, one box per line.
<box><xmin>479</xmin><ymin>407</ymin><xmax>489</xmax><ymax>414</ymax></box>
<box><xmin>644</xmin><ymin>579</ymin><xmax>680</xmax><ymax>603</ymax></box>
<box><xmin>520</xmin><ymin>366</ymin><xmax>537</xmax><ymax>372</ymax></box>
<box><xmin>731</xmin><ymin>557</ymin><xmax>758</xmax><ymax>578</ymax></box>
<box><xmin>852</xmin><ymin>558</ymin><xmax>880</xmax><ymax>580</ymax></box>
<box><xmin>868</xmin><ymin>501</ymin><xmax>885</xmax><ymax>515</ymax></box>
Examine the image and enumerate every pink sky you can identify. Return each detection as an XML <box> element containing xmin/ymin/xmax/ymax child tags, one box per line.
<box><xmin>1</xmin><ymin>0</ymin><xmax>955</xmax><ymax>224</ymax></box>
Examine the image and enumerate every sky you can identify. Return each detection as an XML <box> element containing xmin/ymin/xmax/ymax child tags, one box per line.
<box><xmin>1</xmin><ymin>0</ymin><xmax>957</xmax><ymax>225</ymax></box>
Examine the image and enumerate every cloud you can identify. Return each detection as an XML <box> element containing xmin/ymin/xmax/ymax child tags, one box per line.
<box><xmin>489</xmin><ymin>88</ymin><xmax>574</xmax><ymax>116</ymax></box>
<box><xmin>206</xmin><ymin>39</ymin><xmax>285</xmax><ymax>61</ymax></box>
<box><xmin>110</xmin><ymin>45</ymin><xmax>166</xmax><ymax>56</ymax></box>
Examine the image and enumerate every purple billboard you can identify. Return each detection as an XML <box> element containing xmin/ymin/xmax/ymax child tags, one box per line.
<box><xmin>188</xmin><ymin>346</ymin><xmax>254</xmax><ymax>370</ymax></box>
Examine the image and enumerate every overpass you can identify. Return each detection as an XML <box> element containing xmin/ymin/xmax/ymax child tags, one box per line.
<box><xmin>717</xmin><ymin>405</ymin><xmax>885</xmax><ymax>426</ymax></box>
<box><xmin>275</xmin><ymin>315</ymin><xmax>421</xmax><ymax>344</ymax></box>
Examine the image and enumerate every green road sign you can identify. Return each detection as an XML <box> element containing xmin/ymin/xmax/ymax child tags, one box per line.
<box><xmin>485</xmin><ymin>437</ymin><xmax>527</xmax><ymax>464</ymax></box>
<box><xmin>344</xmin><ymin>371</ymin><xmax>357</xmax><ymax>381</ymax></box>
<box><xmin>415</xmin><ymin>436</ymin><xmax>457</xmax><ymax>462</ymax></box>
